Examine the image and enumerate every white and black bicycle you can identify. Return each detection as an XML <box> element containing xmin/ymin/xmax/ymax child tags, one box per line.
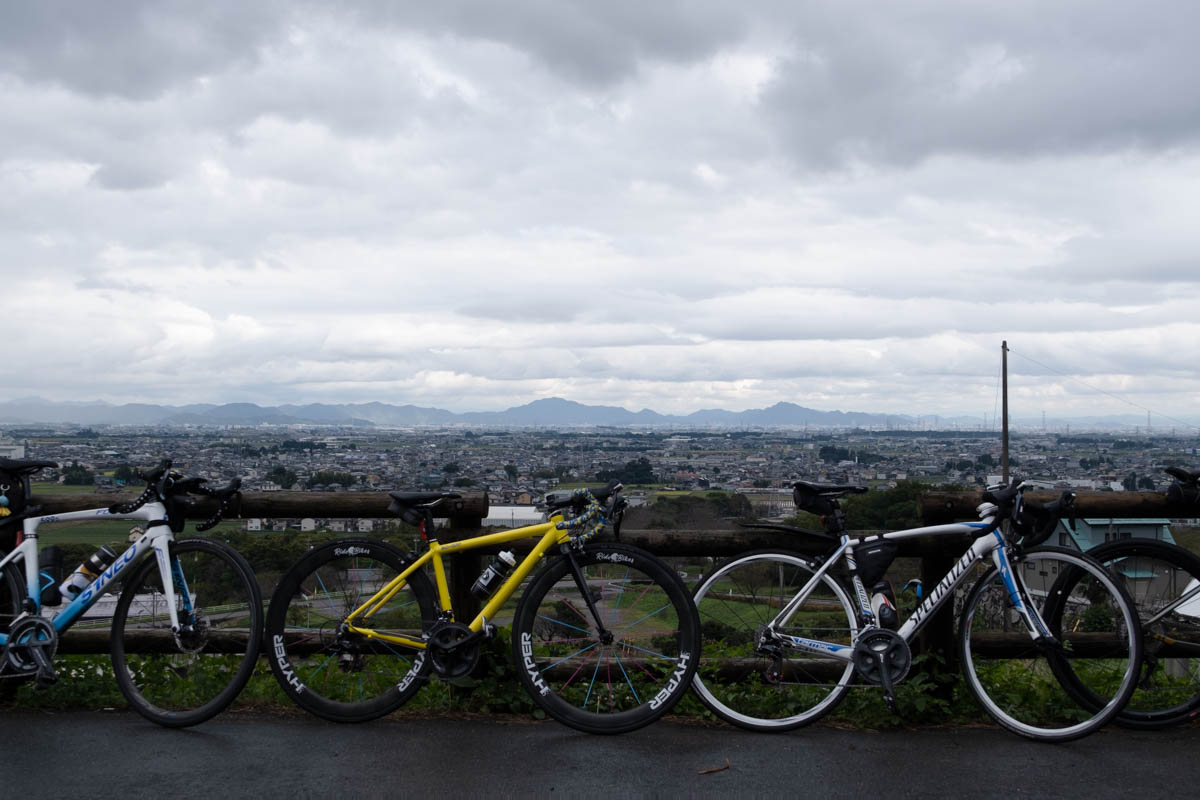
<box><xmin>0</xmin><ymin>459</ymin><xmax>261</xmax><ymax>727</ymax></box>
<box><xmin>690</xmin><ymin>479</ymin><xmax>1144</xmax><ymax>742</ymax></box>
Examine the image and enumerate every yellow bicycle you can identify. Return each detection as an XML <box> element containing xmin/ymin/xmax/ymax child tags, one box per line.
<box><xmin>265</xmin><ymin>485</ymin><xmax>699</xmax><ymax>734</ymax></box>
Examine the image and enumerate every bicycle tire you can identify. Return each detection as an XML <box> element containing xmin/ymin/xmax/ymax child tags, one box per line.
<box><xmin>1076</xmin><ymin>539</ymin><xmax>1200</xmax><ymax>729</ymax></box>
<box><xmin>265</xmin><ymin>538</ymin><xmax>437</xmax><ymax>723</ymax></box>
<box><xmin>1</xmin><ymin>559</ymin><xmax>25</xmax><ymax>698</ymax></box>
<box><xmin>1</xmin><ymin>559</ymin><xmax>22</xmax><ymax>635</ymax></box>
<box><xmin>958</xmin><ymin>546</ymin><xmax>1142</xmax><ymax>742</ymax></box>
<box><xmin>511</xmin><ymin>542</ymin><xmax>700</xmax><ymax>734</ymax></box>
<box><xmin>110</xmin><ymin>537</ymin><xmax>264</xmax><ymax>728</ymax></box>
<box><xmin>690</xmin><ymin>549</ymin><xmax>857</xmax><ymax>731</ymax></box>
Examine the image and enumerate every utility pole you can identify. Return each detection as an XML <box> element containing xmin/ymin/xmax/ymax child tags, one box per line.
<box><xmin>1002</xmin><ymin>341</ymin><xmax>1010</xmax><ymax>483</ymax></box>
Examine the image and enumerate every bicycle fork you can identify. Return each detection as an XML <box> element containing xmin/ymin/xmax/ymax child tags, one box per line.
<box><xmin>563</xmin><ymin>547</ymin><xmax>614</xmax><ymax>646</ymax></box>
<box><xmin>991</xmin><ymin>545</ymin><xmax>1057</xmax><ymax>645</ymax></box>
<box><xmin>146</xmin><ymin>526</ymin><xmax>189</xmax><ymax>635</ymax></box>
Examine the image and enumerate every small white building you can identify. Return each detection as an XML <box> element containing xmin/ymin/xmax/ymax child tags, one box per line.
<box><xmin>484</xmin><ymin>505</ymin><xmax>544</xmax><ymax>528</ymax></box>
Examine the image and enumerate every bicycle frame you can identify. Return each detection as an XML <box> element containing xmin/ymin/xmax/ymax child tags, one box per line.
<box><xmin>343</xmin><ymin>514</ymin><xmax>574</xmax><ymax>650</ymax></box>
<box><xmin>765</xmin><ymin>517</ymin><xmax>1054</xmax><ymax>661</ymax></box>
<box><xmin>0</xmin><ymin>502</ymin><xmax>189</xmax><ymax>646</ymax></box>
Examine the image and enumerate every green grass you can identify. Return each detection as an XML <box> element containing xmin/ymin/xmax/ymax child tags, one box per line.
<box><xmin>1171</xmin><ymin>526</ymin><xmax>1200</xmax><ymax>556</ymax></box>
<box><xmin>28</xmin><ymin>519</ymin><xmax>244</xmax><ymax>547</ymax></box>
<box><xmin>1</xmin><ymin>634</ymin><xmax>1094</xmax><ymax>732</ymax></box>
<box><xmin>30</xmin><ymin>482</ymin><xmax>108</xmax><ymax>496</ymax></box>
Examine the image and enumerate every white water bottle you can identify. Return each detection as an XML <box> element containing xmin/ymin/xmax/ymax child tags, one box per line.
<box><xmin>59</xmin><ymin>545</ymin><xmax>117</xmax><ymax>601</ymax></box>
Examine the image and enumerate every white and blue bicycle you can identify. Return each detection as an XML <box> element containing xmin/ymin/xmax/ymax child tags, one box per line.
<box><xmin>0</xmin><ymin>459</ymin><xmax>261</xmax><ymax>727</ymax></box>
<box><xmin>691</xmin><ymin>480</ymin><xmax>1144</xmax><ymax>742</ymax></box>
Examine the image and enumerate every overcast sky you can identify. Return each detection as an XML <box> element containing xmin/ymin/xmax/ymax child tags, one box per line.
<box><xmin>2</xmin><ymin>1</ymin><xmax>1198</xmax><ymax>423</ymax></box>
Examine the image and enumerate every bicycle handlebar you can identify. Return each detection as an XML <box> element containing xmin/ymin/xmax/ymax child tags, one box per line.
<box><xmin>108</xmin><ymin>461</ymin><xmax>242</xmax><ymax>532</ymax></box>
<box><xmin>194</xmin><ymin>477</ymin><xmax>243</xmax><ymax>532</ymax></box>
<box><xmin>992</xmin><ymin>483</ymin><xmax>1076</xmax><ymax>549</ymax></box>
<box><xmin>551</xmin><ymin>484</ymin><xmax>625</xmax><ymax>544</ymax></box>
<box><xmin>981</xmin><ymin>480</ymin><xmax>1027</xmax><ymax>508</ymax></box>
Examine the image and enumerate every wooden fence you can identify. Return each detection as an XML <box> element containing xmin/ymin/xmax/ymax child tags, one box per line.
<box><xmin>34</xmin><ymin>487</ymin><xmax>1199</xmax><ymax>658</ymax></box>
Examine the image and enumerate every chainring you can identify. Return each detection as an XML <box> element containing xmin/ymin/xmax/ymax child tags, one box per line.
<box><xmin>852</xmin><ymin>629</ymin><xmax>911</xmax><ymax>686</ymax></box>
<box><xmin>426</xmin><ymin>621</ymin><xmax>480</xmax><ymax>679</ymax></box>
<box><xmin>3</xmin><ymin>616</ymin><xmax>59</xmax><ymax>674</ymax></box>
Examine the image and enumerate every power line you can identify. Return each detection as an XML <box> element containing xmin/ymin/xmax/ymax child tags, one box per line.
<box><xmin>1007</xmin><ymin>347</ymin><xmax>1199</xmax><ymax>432</ymax></box>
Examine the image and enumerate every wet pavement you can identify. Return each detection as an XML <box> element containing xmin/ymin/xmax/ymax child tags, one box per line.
<box><xmin>4</xmin><ymin>711</ymin><xmax>1200</xmax><ymax>798</ymax></box>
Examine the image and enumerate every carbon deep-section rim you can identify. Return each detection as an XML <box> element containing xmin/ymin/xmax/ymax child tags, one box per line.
<box><xmin>1</xmin><ymin>559</ymin><xmax>27</xmax><ymax>698</ymax></box>
<box><xmin>511</xmin><ymin>542</ymin><xmax>700</xmax><ymax>734</ymax></box>
<box><xmin>1</xmin><ymin>559</ymin><xmax>22</xmax><ymax>636</ymax></box>
<box><xmin>1078</xmin><ymin>539</ymin><xmax>1200</xmax><ymax>729</ymax></box>
<box><xmin>958</xmin><ymin>546</ymin><xmax>1142</xmax><ymax>742</ymax></box>
<box><xmin>265</xmin><ymin>538</ymin><xmax>437</xmax><ymax>723</ymax></box>
<box><xmin>691</xmin><ymin>549</ymin><xmax>857</xmax><ymax>731</ymax></box>
<box><xmin>110</xmin><ymin>537</ymin><xmax>263</xmax><ymax>728</ymax></box>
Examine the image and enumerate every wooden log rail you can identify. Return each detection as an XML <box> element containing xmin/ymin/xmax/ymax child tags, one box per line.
<box><xmin>31</xmin><ymin>487</ymin><xmax>1196</xmax><ymax>555</ymax></box>
<box><xmin>30</xmin><ymin>490</ymin><xmax>489</xmax><ymax>522</ymax></box>
<box><xmin>920</xmin><ymin>489</ymin><xmax>1200</xmax><ymax>525</ymax></box>
<box><xmin>36</xmin><ymin>487</ymin><xmax>1200</xmax><ymax>661</ymax></box>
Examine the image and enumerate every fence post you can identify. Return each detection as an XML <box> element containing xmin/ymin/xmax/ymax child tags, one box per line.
<box><xmin>447</xmin><ymin>512</ymin><xmax>485</xmax><ymax>624</ymax></box>
<box><xmin>916</xmin><ymin>539</ymin><xmax>958</xmax><ymax>700</ymax></box>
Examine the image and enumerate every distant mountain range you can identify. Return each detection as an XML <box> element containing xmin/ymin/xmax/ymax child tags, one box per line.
<box><xmin>0</xmin><ymin>396</ymin><xmax>930</xmax><ymax>428</ymax></box>
<box><xmin>0</xmin><ymin>396</ymin><xmax>1189</xmax><ymax>431</ymax></box>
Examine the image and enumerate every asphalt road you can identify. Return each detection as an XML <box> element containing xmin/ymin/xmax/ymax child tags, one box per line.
<box><xmin>4</xmin><ymin>711</ymin><xmax>1200</xmax><ymax>798</ymax></box>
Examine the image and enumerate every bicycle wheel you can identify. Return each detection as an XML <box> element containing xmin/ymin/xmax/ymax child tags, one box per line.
<box><xmin>511</xmin><ymin>542</ymin><xmax>700</xmax><ymax>734</ymax></box>
<box><xmin>265</xmin><ymin>538</ymin><xmax>437</xmax><ymax>723</ymax></box>
<box><xmin>1079</xmin><ymin>539</ymin><xmax>1200</xmax><ymax>729</ymax></box>
<box><xmin>1</xmin><ymin>559</ymin><xmax>22</xmax><ymax>634</ymax></box>
<box><xmin>110</xmin><ymin>538</ymin><xmax>262</xmax><ymax>727</ymax></box>
<box><xmin>0</xmin><ymin>560</ymin><xmax>25</xmax><ymax>698</ymax></box>
<box><xmin>691</xmin><ymin>550</ymin><xmax>857</xmax><ymax>731</ymax></box>
<box><xmin>958</xmin><ymin>546</ymin><xmax>1142</xmax><ymax>742</ymax></box>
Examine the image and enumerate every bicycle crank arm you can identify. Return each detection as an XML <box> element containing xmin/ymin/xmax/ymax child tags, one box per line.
<box><xmin>29</xmin><ymin>644</ymin><xmax>57</xmax><ymax>686</ymax></box>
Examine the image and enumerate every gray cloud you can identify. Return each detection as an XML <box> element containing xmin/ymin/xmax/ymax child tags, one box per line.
<box><xmin>0</xmin><ymin>1</ymin><xmax>283</xmax><ymax>99</ymax></box>
<box><xmin>2</xmin><ymin>3</ymin><xmax>1199</xmax><ymax>421</ymax></box>
<box><xmin>760</xmin><ymin>3</ymin><xmax>1200</xmax><ymax>167</ymax></box>
<box><xmin>350</xmin><ymin>0</ymin><xmax>749</xmax><ymax>87</ymax></box>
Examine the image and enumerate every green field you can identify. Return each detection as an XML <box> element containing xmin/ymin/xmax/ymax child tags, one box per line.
<box><xmin>30</xmin><ymin>482</ymin><xmax>110</xmax><ymax>496</ymax></box>
<box><xmin>1171</xmin><ymin>525</ymin><xmax>1200</xmax><ymax>555</ymax></box>
<box><xmin>24</xmin><ymin>519</ymin><xmax>244</xmax><ymax>547</ymax></box>
<box><xmin>20</xmin><ymin>482</ymin><xmax>240</xmax><ymax>545</ymax></box>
